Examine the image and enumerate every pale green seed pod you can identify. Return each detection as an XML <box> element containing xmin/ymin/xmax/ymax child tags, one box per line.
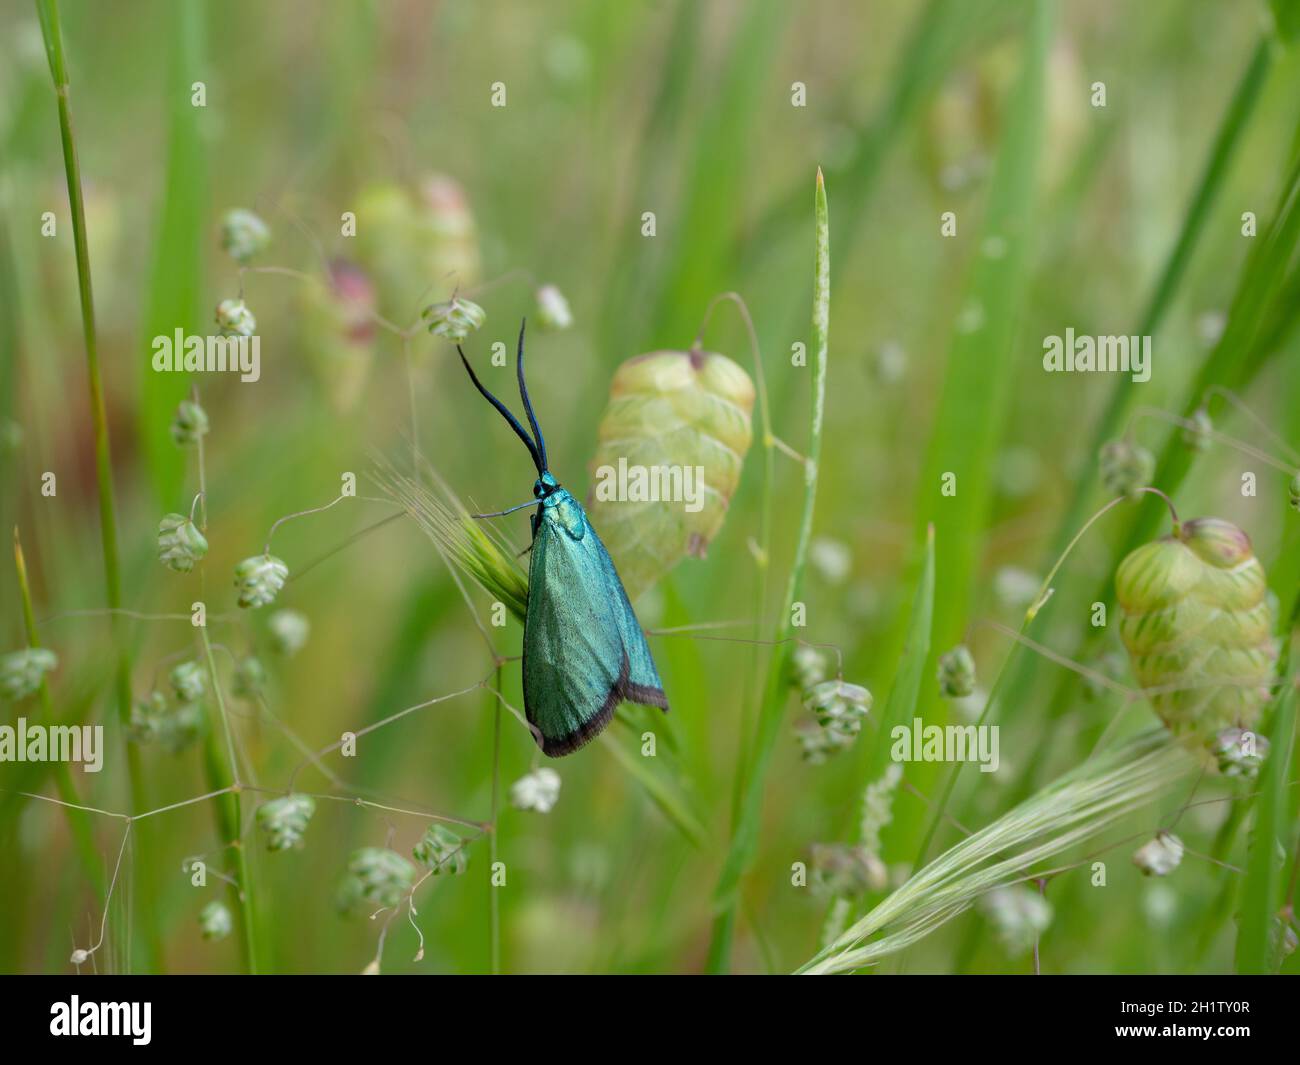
<box><xmin>790</xmin><ymin>644</ymin><xmax>827</xmax><ymax>692</ymax></box>
<box><xmin>587</xmin><ymin>348</ymin><xmax>755</xmax><ymax>601</ymax></box>
<box><xmin>978</xmin><ymin>886</ymin><xmax>1053</xmax><ymax>955</ymax></box>
<box><xmin>422</xmin><ymin>294</ymin><xmax>485</xmax><ymax>341</ymax></box>
<box><xmin>268</xmin><ymin>609</ymin><xmax>310</xmax><ymax>656</ymax></box>
<box><xmin>509</xmin><ymin>767</ymin><xmax>561</xmax><ymax>813</ymax></box>
<box><xmin>1115</xmin><ymin>517</ymin><xmax>1277</xmax><ymax>761</ymax></box>
<box><xmin>199</xmin><ymin>900</ymin><xmax>233</xmax><ymax>941</ymax></box>
<box><xmin>234</xmin><ymin>554</ymin><xmax>289</xmax><ymax>609</ymax></box>
<box><xmin>300</xmin><ymin>260</ymin><xmax>377</xmax><ymax>412</ymax></box>
<box><xmin>412</xmin><ymin>823</ymin><xmax>469</xmax><ymax>875</ymax></box>
<box><xmin>1132</xmin><ymin>831</ymin><xmax>1183</xmax><ymax>876</ymax></box>
<box><xmin>159</xmin><ymin>701</ymin><xmax>207</xmax><ymax>754</ymax></box>
<box><xmin>170</xmin><ymin>400</ymin><xmax>209</xmax><ymax>446</ymax></box>
<box><xmin>1099</xmin><ymin>438</ymin><xmax>1155</xmax><ymax>501</ymax></box>
<box><xmin>336</xmin><ymin>848</ymin><xmax>417</xmax><ymax>914</ymax></box>
<box><xmin>794</xmin><ymin>719</ymin><xmax>840</xmax><ymax>764</ymax></box>
<box><xmin>232</xmin><ymin>656</ymin><xmax>267</xmax><ymax>700</ymax></box>
<box><xmin>1181</xmin><ymin>406</ymin><xmax>1212</xmax><ymax>452</ymax></box>
<box><xmin>170</xmin><ymin>660</ymin><xmax>207</xmax><ymax>702</ymax></box>
<box><xmin>215</xmin><ymin>298</ymin><xmax>256</xmax><ymax>338</ymax></box>
<box><xmin>128</xmin><ymin>691</ymin><xmax>168</xmax><ymax>744</ymax></box>
<box><xmin>219</xmin><ymin>208</ymin><xmax>270</xmax><ymax>264</ymax></box>
<box><xmin>937</xmin><ymin>644</ymin><xmax>977</xmax><ymax>698</ymax></box>
<box><xmin>810</xmin><ymin>843</ymin><xmax>887</xmax><ymax>898</ymax></box>
<box><xmin>257</xmin><ymin>794</ymin><xmax>316</xmax><ymax>851</ymax></box>
<box><xmin>1212</xmin><ymin>727</ymin><xmax>1269</xmax><ymax>779</ymax></box>
<box><xmin>804</xmin><ymin>679</ymin><xmax>872</xmax><ymax>744</ymax></box>
<box><xmin>0</xmin><ymin>647</ymin><xmax>57</xmax><ymax>701</ymax></box>
<box><xmin>534</xmin><ymin>284</ymin><xmax>573</xmax><ymax>331</ymax></box>
<box><xmin>158</xmin><ymin>513</ymin><xmax>208</xmax><ymax>573</ymax></box>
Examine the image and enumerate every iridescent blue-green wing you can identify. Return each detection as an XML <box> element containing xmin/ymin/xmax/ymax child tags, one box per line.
<box><xmin>523</xmin><ymin>511</ymin><xmax>668</xmax><ymax>757</ymax></box>
<box><xmin>587</xmin><ymin>520</ymin><xmax>668</xmax><ymax>705</ymax></box>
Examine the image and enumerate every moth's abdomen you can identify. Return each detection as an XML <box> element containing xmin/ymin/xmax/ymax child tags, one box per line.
<box><xmin>1116</xmin><ymin>517</ymin><xmax>1277</xmax><ymax>757</ymax></box>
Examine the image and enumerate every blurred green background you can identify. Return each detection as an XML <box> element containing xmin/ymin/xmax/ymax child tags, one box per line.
<box><xmin>2</xmin><ymin>0</ymin><xmax>1300</xmax><ymax>974</ymax></box>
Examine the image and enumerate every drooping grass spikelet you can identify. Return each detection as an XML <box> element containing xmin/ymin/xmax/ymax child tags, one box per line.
<box><xmin>374</xmin><ymin>458</ymin><xmax>529</xmax><ymax>622</ymax></box>
<box><xmin>798</xmin><ymin>730</ymin><xmax>1194</xmax><ymax>974</ymax></box>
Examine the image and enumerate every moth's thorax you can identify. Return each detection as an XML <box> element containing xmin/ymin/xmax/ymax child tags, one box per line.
<box><xmin>540</xmin><ymin>486</ymin><xmax>587</xmax><ymax>541</ymax></box>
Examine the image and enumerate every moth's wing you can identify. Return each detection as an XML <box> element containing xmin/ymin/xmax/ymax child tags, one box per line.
<box><xmin>587</xmin><ymin>522</ymin><xmax>669</xmax><ymax>710</ymax></box>
<box><xmin>524</xmin><ymin>520</ymin><xmax>626</xmax><ymax>756</ymax></box>
<box><xmin>523</xmin><ymin>514</ymin><xmax>668</xmax><ymax>757</ymax></box>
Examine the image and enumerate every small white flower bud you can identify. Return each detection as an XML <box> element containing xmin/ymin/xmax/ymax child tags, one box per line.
<box><xmin>510</xmin><ymin>767</ymin><xmax>562</xmax><ymax>813</ymax></box>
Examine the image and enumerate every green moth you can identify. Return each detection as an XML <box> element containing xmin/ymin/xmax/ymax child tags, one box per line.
<box><xmin>459</xmin><ymin>322</ymin><xmax>669</xmax><ymax>756</ymax></box>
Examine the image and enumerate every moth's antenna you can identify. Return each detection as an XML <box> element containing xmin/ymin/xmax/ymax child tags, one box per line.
<box><xmin>457</xmin><ymin>345</ymin><xmax>543</xmax><ymax>473</ymax></box>
<box><xmin>515</xmin><ymin>319</ymin><xmax>548</xmax><ymax>473</ymax></box>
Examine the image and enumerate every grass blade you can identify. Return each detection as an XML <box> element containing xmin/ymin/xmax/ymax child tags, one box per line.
<box><xmin>138</xmin><ymin>0</ymin><xmax>209</xmax><ymax>505</ymax></box>
<box><xmin>706</xmin><ymin>168</ymin><xmax>829</xmax><ymax>971</ymax></box>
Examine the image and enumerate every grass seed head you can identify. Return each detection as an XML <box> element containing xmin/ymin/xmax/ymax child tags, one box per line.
<box><xmin>199</xmin><ymin>900</ymin><xmax>234</xmax><ymax>941</ymax></box>
<box><xmin>1133</xmin><ymin>831</ymin><xmax>1184</xmax><ymax>876</ymax></box>
<box><xmin>257</xmin><ymin>794</ymin><xmax>317</xmax><ymax>851</ymax></box>
<box><xmin>169</xmin><ymin>660</ymin><xmax>207</xmax><ymax>702</ymax></box>
<box><xmin>422</xmin><ymin>294</ymin><xmax>485</xmax><ymax>341</ymax></box>
<box><xmin>170</xmin><ymin>399</ymin><xmax>209</xmax><ymax>446</ymax></box>
<box><xmin>1099</xmin><ymin>438</ymin><xmax>1155</xmax><ymax>501</ymax></box>
<box><xmin>937</xmin><ymin>644</ymin><xmax>977</xmax><ymax>698</ymax></box>
<box><xmin>157</xmin><ymin>513</ymin><xmax>208</xmax><ymax>572</ymax></box>
<box><xmin>336</xmin><ymin>848</ymin><xmax>417</xmax><ymax>914</ymax></box>
<box><xmin>268</xmin><ymin>609</ymin><xmax>310</xmax><ymax>656</ymax></box>
<box><xmin>215</xmin><ymin>297</ymin><xmax>256</xmax><ymax>338</ymax></box>
<box><xmin>219</xmin><ymin>208</ymin><xmax>270</xmax><ymax>264</ymax></box>
<box><xmin>234</xmin><ymin>553</ymin><xmax>289</xmax><ymax>609</ymax></box>
<box><xmin>0</xmin><ymin>647</ymin><xmax>57</xmax><ymax>701</ymax></box>
<box><xmin>534</xmin><ymin>283</ymin><xmax>574</xmax><ymax>331</ymax></box>
<box><xmin>412</xmin><ymin>823</ymin><xmax>469</xmax><ymax>875</ymax></box>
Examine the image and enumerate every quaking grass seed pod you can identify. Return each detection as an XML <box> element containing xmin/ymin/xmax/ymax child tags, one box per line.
<box><xmin>412</xmin><ymin>823</ymin><xmax>468</xmax><ymax>875</ymax></box>
<box><xmin>586</xmin><ymin>348</ymin><xmax>755</xmax><ymax>601</ymax></box>
<box><xmin>336</xmin><ymin>847</ymin><xmax>417</xmax><ymax>914</ymax></box>
<box><xmin>257</xmin><ymin>794</ymin><xmax>316</xmax><ymax>851</ymax></box>
<box><xmin>1115</xmin><ymin>517</ymin><xmax>1277</xmax><ymax>763</ymax></box>
<box><xmin>0</xmin><ymin>647</ymin><xmax>57</xmax><ymax>701</ymax></box>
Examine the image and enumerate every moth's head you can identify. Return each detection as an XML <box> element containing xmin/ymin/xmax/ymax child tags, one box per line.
<box><xmin>533</xmin><ymin>471</ymin><xmax>560</xmax><ymax>499</ymax></box>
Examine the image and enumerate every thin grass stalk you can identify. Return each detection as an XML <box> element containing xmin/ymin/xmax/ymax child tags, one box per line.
<box><xmin>34</xmin><ymin>0</ymin><xmax>155</xmax><ymax>969</ymax></box>
<box><xmin>197</xmin><ymin>627</ymin><xmax>259</xmax><ymax>973</ymax></box>
<box><xmin>1236</xmin><ymin>590</ymin><xmax>1300</xmax><ymax>971</ymax></box>
<box><xmin>12</xmin><ymin>527</ymin><xmax>104</xmax><ymax>896</ymax></box>
<box><xmin>706</xmin><ymin>169</ymin><xmax>829</xmax><ymax>971</ymax></box>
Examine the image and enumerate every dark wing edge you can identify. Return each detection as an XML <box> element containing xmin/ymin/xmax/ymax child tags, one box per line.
<box><xmin>540</xmin><ymin>649</ymin><xmax>669</xmax><ymax>758</ymax></box>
